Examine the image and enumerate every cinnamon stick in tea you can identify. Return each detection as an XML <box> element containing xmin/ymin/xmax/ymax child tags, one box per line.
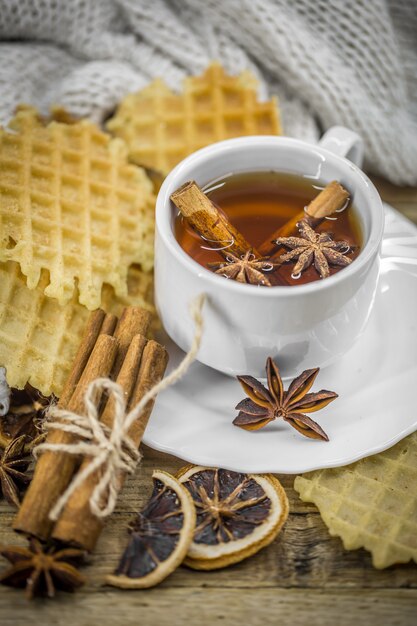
<box><xmin>303</xmin><ymin>180</ymin><xmax>350</xmax><ymax>221</ymax></box>
<box><xmin>52</xmin><ymin>339</ymin><xmax>168</xmax><ymax>551</ymax></box>
<box><xmin>259</xmin><ymin>181</ymin><xmax>350</xmax><ymax>255</ymax></box>
<box><xmin>171</xmin><ymin>180</ymin><xmax>260</xmax><ymax>259</ymax></box>
<box><xmin>14</xmin><ymin>334</ymin><xmax>118</xmax><ymax>540</ymax></box>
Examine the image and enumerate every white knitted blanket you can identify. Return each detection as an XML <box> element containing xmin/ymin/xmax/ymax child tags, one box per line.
<box><xmin>0</xmin><ymin>0</ymin><xmax>416</xmax><ymax>184</ymax></box>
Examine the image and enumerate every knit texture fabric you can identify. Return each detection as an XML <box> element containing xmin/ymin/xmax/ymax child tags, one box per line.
<box><xmin>0</xmin><ymin>0</ymin><xmax>416</xmax><ymax>184</ymax></box>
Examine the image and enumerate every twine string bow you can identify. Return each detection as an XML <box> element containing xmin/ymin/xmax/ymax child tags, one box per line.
<box><xmin>34</xmin><ymin>293</ymin><xmax>206</xmax><ymax>521</ymax></box>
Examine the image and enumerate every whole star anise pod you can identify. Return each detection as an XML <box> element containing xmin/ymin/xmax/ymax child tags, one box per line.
<box><xmin>0</xmin><ymin>538</ymin><xmax>86</xmax><ymax>599</ymax></box>
<box><xmin>0</xmin><ymin>384</ymin><xmax>51</xmax><ymax>451</ymax></box>
<box><xmin>233</xmin><ymin>358</ymin><xmax>338</xmax><ymax>441</ymax></box>
<box><xmin>207</xmin><ymin>249</ymin><xmax>278</xmax><ymax>286</ymax></box>
<box><xmin>273</xmin><ymin>220</ymin><xmax>353</xmax><ymax>279</ymax></box>
<box><xmin>0</xmin><ymin>435</ymin><xmax>32</xmax><ymax>507</ymax></box>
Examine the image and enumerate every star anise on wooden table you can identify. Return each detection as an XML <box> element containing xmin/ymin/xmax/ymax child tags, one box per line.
<box><xmin>273</xmin><ymin>220</ymin><xmax>354</xmax><ymax>279</ymax></box>
<box><xmin>233</xmin><ymin>357</ymin><xmax>338</xmax><ymax>441</ymax></box>
<box><xmin>207</xmin><ymin>249</ymin><xmax>278</xmax><ymax>286</ymax></box>
<box><xmin>0</xmin><ymin>435</ymin><xmax>32</xmax><ymax>507</ymax></box>
<box><xmin>0</xmin><ymin>538</ymin><xmax>86</xmax><ymax>599</ymax></box>
<box><xmin>0</xmin><ymin>385</ymin><xmax>50</xmax><ymax>451</ymax></box>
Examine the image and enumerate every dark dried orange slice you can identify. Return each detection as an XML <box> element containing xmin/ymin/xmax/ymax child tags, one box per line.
<box><xmin>177</xmin><ymin>465</ymin><xmax>289</xmax><ymax>570</ymax></box>
<box><xmin>106</xmin><ymin>470</ymin><xmax>195</xmax><ymax>589</ymax></box>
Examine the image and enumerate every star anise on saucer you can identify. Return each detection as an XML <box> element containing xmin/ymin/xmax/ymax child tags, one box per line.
<box><xmin>0</xmin><ymin>538</ymin><xmax>86</xmax><ymax>599</ymax></box>
<box><xmin>273</xmin><ymin>220</ymin><xmax>354</xmax><ymax>279</ymax></box>
<box><xmin>0</xmin><ymin>435</ymin><xmax>32</xmax><ymax>508</ymax></box>
<box><xmin>233</xmin><ymin>357</ymin><xmax>338</xmax><ymax>441</ymax></box>
<box><xmin>207</xmin><ymin>249</ymin><xmax>278</xmax><ymax>286</ymax></box>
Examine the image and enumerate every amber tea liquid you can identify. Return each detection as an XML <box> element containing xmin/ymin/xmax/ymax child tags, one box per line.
<box><xmin>174</xmin><ymin>171</ymin><xmax>362</xmax><ymax>286</ymax></box>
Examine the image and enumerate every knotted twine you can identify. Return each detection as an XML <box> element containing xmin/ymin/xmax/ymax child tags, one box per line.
<box><xmin>34</xmin><ymin>293</ymin><xmax>206</xmax><ymax>522</ymax></box>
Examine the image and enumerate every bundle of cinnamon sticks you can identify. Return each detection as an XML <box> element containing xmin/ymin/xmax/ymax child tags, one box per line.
<box><xmin>14</xmin><ymin>306</ymin><xmax>168</xmax><ymax>552</ymax></box>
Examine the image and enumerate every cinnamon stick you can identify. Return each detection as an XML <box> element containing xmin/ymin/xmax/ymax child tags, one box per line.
<box><xmin>171</xmin><ymin>180</ymin><xmax>260</xmax><ymax>259</ymax></box>
<box><xmin>259</xmin><ymin>181</ymin><xmax>350</xmax><ymax>255</ymax></box>
<box><xmin>51</xmin><ymin>334</ymin><xmax>148</xmax><ymax>550</ymax></box>
<box><xmin>58</xmin><ymin>309</ymin><xmax>106</xmax><ymax>407</ymax></box>
<box><xmin>112</xmin><ymin>307</ymin><xmax>151</xmax><ymax>377</ymax></box>
<box><xmin>52</xmin><ymin>339</ymin><xmax>168</xmax><ymax>551</ymax></box>
<box><xmin>14</xmin><ymin>334</ymin><xmax>118</xmax><ymax>540</ymax></box>
<box><xmin>100</xmin><ymin>313</ymin><xmax>118</xmax><ymax>336</ymax></box>
<box><xmin>304</xmin><ymin>180</ymin><xmax>350</xmax><ymax>221</ymax></box>
<box><xmin>14</xmin><ymin>304</ymin><xmax>152</xmax><ymax>540</ymax></box>
<box><xmin>127</xmin><ymin>340</ymin><xmax>169</xmax><ymax>445</ymax></box>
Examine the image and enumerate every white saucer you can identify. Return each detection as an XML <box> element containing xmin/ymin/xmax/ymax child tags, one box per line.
<box><xmin>144</xmin><ymin>204</ymin><xmax>417</xmax><ymax>473</ymax></box>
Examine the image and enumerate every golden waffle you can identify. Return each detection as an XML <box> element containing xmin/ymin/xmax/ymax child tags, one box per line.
<box><xmin>294</xmin><ymin>433</ymin><xmax>417</xmax><ymax>568</ymax></box>
<box><xmin>101</xmin><ymin>264</ymin><xmax>155</xmax><ymax>319</ymax></box>
<box><xmin>0</xmin><ymin>107</ymin><xmax>155</xmax><ymax>310</ymax></box>
<box><xmin>0</xmin><ymin>261</ymin><xmax>155</xmax><ymax>398</ymax></box>
<box><xmin>107</xmin><ymin>62</ymin><xmax>281</xmax><ymax>175</ymax></box>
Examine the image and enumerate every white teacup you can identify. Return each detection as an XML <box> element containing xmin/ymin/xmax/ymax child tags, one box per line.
<box><xmin>155</xmin><ymin>127</ymin><xmax>384</xmax><ymax>378</ymax></box>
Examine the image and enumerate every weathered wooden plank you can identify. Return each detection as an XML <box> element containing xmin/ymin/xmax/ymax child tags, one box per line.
<box><xmin>1</xmin><ymin>446</ymin><xmax>416</xmax><ymax>594</ymax></box>
<box><xmin>95</xmin><ymin>511</ymin><xmax>417</xmax><ymax>590</ymax></box>
<box><xmin>370</xmin><ymin>176</ymin><xmax>417</xmax><ymax>225</ymax></box>
<box><xmin>0</xmin><ymin>588</ymin><xmax>416</xmax><ymax>626</ymax></box>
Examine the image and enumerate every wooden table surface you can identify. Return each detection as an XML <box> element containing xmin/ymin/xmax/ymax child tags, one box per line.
<box><xmin>1</xmin><ymin>178</ymin><xmax>416</xmax><ymax>625</ymax></box>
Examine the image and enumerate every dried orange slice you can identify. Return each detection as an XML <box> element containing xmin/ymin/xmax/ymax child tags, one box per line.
<box><xmin>177</xmin><ymin>465</ymin><xmax>289</xmax><ymax>570</ymax></box>
<box><xmin>106</xmin><ymin>470</ymin><xmax>195</xmax><ymax>589</ymax></box>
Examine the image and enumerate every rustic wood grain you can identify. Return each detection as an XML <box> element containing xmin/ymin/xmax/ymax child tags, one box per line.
<box><xmin>0</xmin><ymin>180</ymin><xmax>416</xmax><ymax>624</ymax></box>
<box><xmin>0</xmin><ymin>588</ymin><xmax>416</xmax><ymax>626</ymax></box>
<box><xmin>370</xmin><ymin>176</ymin><xmax>417</xmax><ymax>224</ymax></box>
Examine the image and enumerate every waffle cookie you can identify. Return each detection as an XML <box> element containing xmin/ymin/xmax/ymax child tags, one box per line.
<box><xmin>101</xmin><ymin>264</ymin><xmax>154</xmax><ymax>319</ymax></box>
<box><xmin>294</xmin><ymin>433</ymin><xmax>417</xmax><ymax>568</ymax></box>
<box><xmin>0</xmin><ymin>261</ymin><xmax>155</xmax><ymax>398</ymax></box>
<box><xmin>0</xmin><ymin>107</ymin><xmax>155</xmax><ymax>310</ymax></box>
<box><xmin>107</xmin><ymin>62</ymin><xmax>281</xmax><ymax>175</ymax></box>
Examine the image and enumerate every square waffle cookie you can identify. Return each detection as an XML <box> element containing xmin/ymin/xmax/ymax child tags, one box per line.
<box><xmin>0</xmin><ymin>261</ymin><xmax>155</xmax><ymax>398</ymax></box>
<box><xmin>294</xmin><ymin>433</ymin><xmax>417</xmax><ymax>568</ymax></box>
<box><xmin>0</xmin><ymin>107</ymin><xmax>155</xmax><ymax>310</ymax></box>
<box><xmin>107</xmin><ymin>62</ymin><xmax>281</xmax><ymax>175</ymax></box>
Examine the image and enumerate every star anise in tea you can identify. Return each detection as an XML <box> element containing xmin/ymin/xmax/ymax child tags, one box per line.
<box><xmin>273</xmin><ymin>220</ymin><xmax>354</xmax><ymax>279</ymax></box>
<box><xmin>233</xmin><ymin>357</ymin><xmax>337</xmax><ymax>441</ymax></box>
<box><xmin>0</xmin><ymin>538</ymin><xmax>86</xmax><ymax>599</ymax></box>
<box><xmin>0</xmin><ymin>435</ymin><xmax>32</xmax><ymax>507</ymax></box>
<box><xmin>207</xmin><ymin>249</ymin><xmax>278</xmax><ymax>286</ymax></box>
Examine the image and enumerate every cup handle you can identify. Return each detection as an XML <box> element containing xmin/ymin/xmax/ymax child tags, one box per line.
<box><xmin>318</xmin><ymin>126</ymin><xmax>364</xmax><ymax>168</ymax></box>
